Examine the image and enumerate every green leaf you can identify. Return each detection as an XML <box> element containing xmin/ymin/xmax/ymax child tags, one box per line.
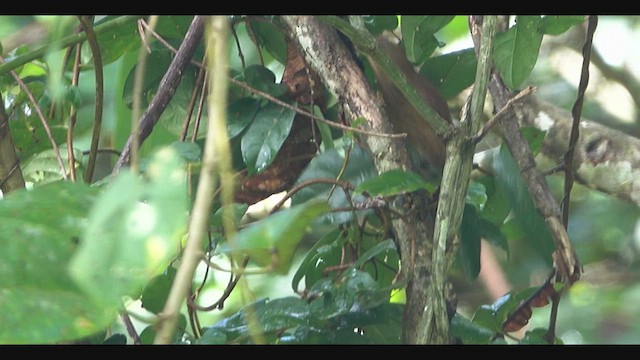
<box><xmin>210</xmin><ymin>202</ymin><xmax>249</xmax><ymax>229</ymax></box>
<box><xmin>21</xmin><ymin>147</ymin><xmax>84</xmax><ymax>185</ymax></box>
<box><xmin>227</xmin><ymin>97</ymin><xmax>261</xmax><ymax>139</ymax></box>
<box><xmin>250</xmin><ymin>20</ymin><xmax>287</xmax><ymax>65</ymax></box>
<box><xmin>420</xmin><ymin>48</ymin><xmax>477</xmax><ymax>100</ymax></box>
<box><xmin>204</xmin><ymin>297</ymin><xmax>309</xmax><ymax>343</ymax></box>
<box><xmin>465</xmin><ymin>180</ymin><xmax>487</xmax><ymax>211</ymax></box>
<box><xmin>519</xmin><ymin>327</ymin><xmax>557</xmax><ymax>344</ymax></box>
<box><xmin>291</xmin><ymin>228</ymin><xmax>342</xmax><ymax>293</ymax></box>
<box><xmin>521</xmin><ymin>126</ymin><xmax>546</xmax><ymax>157</ymax></box>
<box><xmin>401</xmin><ymin>16</ymin><xmax>454</xmax><ymax>64</ymax></box>
<box><xmin>154</xmin><ymin>16</ymin><xmax>195</xmax><ymax>39</ymax></box>
<box><xmin>10</xmin><ymin>116</ymin><xmax>67</xmax><ymax>164</ymax></box>
<box><xmin>477</xmin><ymin>218</ymin><xmax>508</xmax><ymax>255</ymax></box>
<box><xmin>139</xmin><ymin>314</ymin><xmax>186</xmax><ymax>344</ymax></box>
<box><xmin>363</xmin><ymin>15</ymin><xmax>398</xmax><ymax>35</ymax></box>
<box><xmin>254</xmin><ymin>297</ymin><xmax>310</xmax><ymax>333</ymax></box>
<box><xmin>243</xmin><ymin>65</ymin><xmax>287</xmax><ymax>98</ymax></box>
<box><xmin>196</xmin><ymin>328</ymin><xmax>227</xmax><ymax>344</ymax></box>
<box><xmin>459</xmin><ymin>204</ymin><xmax>482</xmax><ymax>280</ymax></box>
<box><xmin>93</xmin><ymin>15</ymin><xmax>141</xmax><ymax>66</ymax></box>
<box><xmin>494</xmin><ymin>144</ymin><xmax>555</xmax><ymax>263</ymax></box>
<box><xmin>169</xmin><ymin>141</ymin><xmax>202</xmax><ymax>162</ymax></box>
<box><xmin>540</xmin><ymin>15</ymin><xmax>586</xmax><ymax>35</ymax></box>
<box><xmin>292</xmin><ymin>144</ymin><xmax>378</xmax><ymax>225</ymax></box>
<box><xmin>493</xmin><ymin>16</ymin><xmax>544</xmax><ymax>89</ymax></box>
<box><xmin>140</xmin><ymin>266</ymin><xmax>177</xmax><ymax>314</ymax></box>
<box><xmin>103</xmin><ymin>333</ymin><xmax>127</xmax><ymax>344</ymax></box>
<box><xmin>157</xmin><ymin>64</ymin><xmax>203</xmax><ymax>138</ymax></box>
<box><xmin>241</xmin><ymin>101</ymin><xmax>296</xmax><ymax>176</ymax></box>
<box><xmin>345</xmin><ymin>239</ymin><xmax>397</xmax><ymax>274</ymax></box>
<box><xmin>69</xmin><ymin>146</ymin><xmax>188</xmax><ymax>309</ymax></box>
<box><xmin>122</xmin><ymin>45</ymin><xmax>173</xmax><ymax>108</ymax></box>
<box><xmin>451</xmin><ymin>313</ymin><xmax>495</xmax><ymax>344</ymax></box>
<box><xmin>355</xmin><ymin>169</ymin><xmax>436</xmax><ymax>197</ymax></box>
<box><xmin>471</xmin><ymin>305</ymin><xmax>503</xmax><ymax>333</ymax></box>
<box><xmin>476</xmin><ymin>174</ymin><xmax>511</xmax><ymax>226</ymax></box>
<box><xmin>0</xmin><ymin>181</ymin><xmax>111</xmax><ymax>344</ymax></box>
<box><xmin>219</xmin><ymin>200</ymin><xmax>330</xmax><ymax>274</ymax></box>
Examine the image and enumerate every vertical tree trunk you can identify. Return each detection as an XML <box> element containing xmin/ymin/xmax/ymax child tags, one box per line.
<box><xmin>281</xmin><ymin>16</ymin><xmax>444</xmax><ymax>343</ymax></box>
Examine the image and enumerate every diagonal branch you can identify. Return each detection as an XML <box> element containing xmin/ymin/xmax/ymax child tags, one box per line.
<box><xmin>469</xmin><ymin>16</ymin><xmax>581</xmax><ymax>284</ymax></box>
<box><xmin>112</xmin><ymin>15</ymin><xmax>205</xmax><ymax>174</ymax></box>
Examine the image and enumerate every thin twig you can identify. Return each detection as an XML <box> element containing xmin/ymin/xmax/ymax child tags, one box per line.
<box><xmin>473</xmin><ymin>86</ymin><xmax>536</xmax><ymax>143</ymax></box>
<box><xmin>78</xmin><ymin>16</ymin><xmax>105</xmax><ymax>183</ymax></box>
<box><xmin>179</xmin><ymin>64</ymin><xmax>207</xmax><ymax>142</ymax></box>
<box><xmin>113</xmin><ymin>15</ymin><xmax>204</xmax><ymax>174</ymax></box>
<box><xmin>562</xmin><ymin>16</ymin><xmax>598</xmax><ymax>227</ymax></box>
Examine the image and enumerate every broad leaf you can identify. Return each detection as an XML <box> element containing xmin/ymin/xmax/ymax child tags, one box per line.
<box><xmin>540</xmin><ymin>15</ymin><xmax>586</xmax><ymax>35</ymax></box>
<box><xmin>241</xmin><ymin>101</ymin><xmax>296</xmax><ymax>176</ymax></box>
<box><xmin>0</xmin><ymin>181</ymin><xmax>108</xmax><ymax>344</ymax></box>
<box><xmin>21</xmin><ymin>147</ymin><xmax>84</xmax><ymax>186</ymax></box>
<box><xmin>363</xmin><ymin>15</ymin><xmax>398</xmax><ymax>35</ymax></box>
<box><xmin>219</xmin><ymin>200</ymin><xmax>330</xmax><ymax>274</ymax></box>
<box><xmin>493</xmin><ymin>144</ymin><xmax>555</xmax><ymax>262</ymax></box>
<box><xmin>242</xmin><ymin>65</ymin><xmax>287</xmax><ymax>98</ymax></box>
<box><xmin>451</xmin><ymin>313</ymin><xmax>495</xmax><ymax>344</ymax></box>
<box><xmin>493</xmin><ymin>16</ymin><xmax>544</xmax><ymax>89</ymax></box>
<box><xmin>140</xmin><ymin>266</ymin><xmax>177</xmax><ymax>314</ymax></box>
<box><xmin>292</xmin><ymin>144</ymin><xmax>377</xmax><ymax>225</ymax></box>
<box><xmin>355</xmin><ymin>169</ymin><xmax>436</xmax><ymax>197</ymax></box>
<box><xmin>401</xmin><ymin>16</ymin><xmax>454</xmax><ymax>64</ymax></box>
<box><xmin>459</xmin><ymin>204</ymin><xmax>482</xmax><ymax>280</ymax></box>
<box><xmin>227</xmin><ymin>97</ymin><xmax>261</xmax><ymax>139</ymax></box>
<box><xmin>92</xmin><ymin>15</ymin><xmax>141</xmax><ymax>67</ymax></box>
<box><xmin>420</xmin><ymin>47</ymin><xmax>477</xmax><ymax>100</ymax></box>
<box><xmin>69</xmin><ymin>146</ymin><xmax>188</xmax><ymax>310</ymax></box>
<box><xmin>250</xmin><ymin>19</ymin><xmax>288</xmax><ymax>65</ymax></box>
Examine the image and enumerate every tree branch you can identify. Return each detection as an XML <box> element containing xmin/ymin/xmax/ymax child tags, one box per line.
<box><xmin>112</xmin><ymin>15</ymin><xmax>204</xmax><ymax>174</ymax></box>
<box><xmin>470</xmin><ymin>16</ymin><xmax>581</xmax><ymax>284</ymax></box>
<box><xmin>280</xmin><ymin>15</ymin><xmax>437</xmax><ymax>344</ymax></box>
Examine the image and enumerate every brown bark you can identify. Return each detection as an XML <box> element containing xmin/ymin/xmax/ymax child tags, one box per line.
<box><xmin>280</xmin><ymin>16</ymin><xmax>442</xmax><ymax>344</ymax></box>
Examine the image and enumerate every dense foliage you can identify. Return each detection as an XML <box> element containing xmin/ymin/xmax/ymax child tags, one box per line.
<box><xmin>1</xmin><ymin>15</ymin><xmax>639</xmax><ymax>345</ymax></box>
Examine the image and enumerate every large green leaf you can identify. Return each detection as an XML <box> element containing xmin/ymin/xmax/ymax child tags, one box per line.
<box><xmin>493</xmin><ymin>16</ymin><xmax>544</xmax><ymax>89</ymax></box>
<box><xmin>450</xmin><ymin>313</ymin><xmax>495</xmax><ymax>344</ymax></box>
<box><xmin>540</xmin><ymin>15</ymin><xmax>586</xmax><ymax>35</ymax></box>
<box><xmin>69</xmin><ymin>145</ymin><xmax>188</xmax><ymax>310</ymax></box>
<box><xmin>154</xmin><ymin>16</ymin><xmax>196</xmax><ymax>40</ymax></box>
<box><xmin>0</xmin><ymin>181</ymin><xmax>111</xmax><ymax>344</ymax></box>
<box><xmin>420</xmin><ymin>48</ymin><xmax>477</xmax><ymax>100</ymax></box>
<box><xmin>363</xmin><ymin>15</ymin><xmax>398</xmax><ymax>36</ymax></box>
<box><xmin>227</xmin><ymin>97</ymin><xmax>261</xmax><ymax>139</ymax></box>
<box><xmin>92</xmin><ymin>15</ymin><xmax>141</xmax><ymax>67</ymax></box>
<box><xmin>240</xmin><ymin>101</ymin><xmax>296</xmax><ymax>176</ymax></box>
<box><xmin>401</xmin><ymin>16</ymin><xmax>454</xmax><ymax>64</ymax></box>
<box><xmin>21</xmin><ymin>147</ymin><xmax>84</xmax><ymax>186</ymax></box>
<box><xmin>219</xmin><ymin>200</ymin><xmax>330</xmax><ymax>274</ymax></box>
<box><xmin>459</xmin><ymin>204</ymin><xmax>482</xmax><ymax>280</ymax></box>
<box><xmin>250</xmin><ymin>19</ymin><xmax>287</xmax><ymax>65</ymax></box>
<box><xmin>291</xmin><ymin>144</ymin><xmax>377</xmax><ymax>225</ymax></box>
<box><xmin>493</xmin><ymin>144</ymin><xmax>555</xmax><ymax>262</ymax></box>
<box><xmin>290</xmin><ymin>228</ymin><xmax>343</xmax><ymax>292</ymax></box>
<box><xmin>140</xmin><ymin>266</ymin><xmax>177</xmax><ymax>315</ymax></box>
<box><xmin>242</xmin><ymin>65</ymin><xmax>287</xmax><ymax>98</ymax></box>
<box><xmin>355</xmin><ymin>169</ymin><xmax>436</xmax><ymax>197</ymax></box>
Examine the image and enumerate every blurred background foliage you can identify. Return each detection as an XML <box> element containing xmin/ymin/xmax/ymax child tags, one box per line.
<box><xmin>1</xmin><ymin>15</ymin><xmax>640</xmax><ymax>344</ymax></box>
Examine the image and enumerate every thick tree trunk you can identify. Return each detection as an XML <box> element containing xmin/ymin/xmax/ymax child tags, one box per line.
<box><xmin>280</xmin><ymin>16</ymin><xmax>440</xmax><ymax>344</ymax></box>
